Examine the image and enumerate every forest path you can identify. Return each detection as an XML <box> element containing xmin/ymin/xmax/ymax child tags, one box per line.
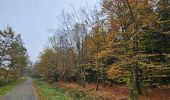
<box><xmin>2</xmin><ymin>77</ymin><xmax>37</xmax><ymax>100</ymax></box>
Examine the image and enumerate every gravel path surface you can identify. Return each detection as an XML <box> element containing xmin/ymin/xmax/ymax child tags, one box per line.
<box><xmin>2</xmin><ymin>77</ymin><xmax>37</xmax><ymax>100</ymax></box>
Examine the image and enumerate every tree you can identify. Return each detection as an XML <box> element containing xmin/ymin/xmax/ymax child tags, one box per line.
<box><xmin>0</xmin><ymin>26</ymin><xmax>28</xmax><ymax>82</ymax></box>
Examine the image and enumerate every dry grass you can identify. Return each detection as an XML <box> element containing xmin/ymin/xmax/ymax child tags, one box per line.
<box><xmin>54</xmin><ymin>81</ymin><xmax>170</xmax><ymax>100</ymax></box>
<box><xmin>54</xmin><ymin>81</ymin><xmax>128</xmax><ymax>100</ymax></box>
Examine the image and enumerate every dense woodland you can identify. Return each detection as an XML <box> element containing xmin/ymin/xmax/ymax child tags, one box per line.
<box><xmin>0</xmin><ymin>0</ymin><xmax>169</xmax><ymax>100</ymax></box>
<box><xmin>0</xmin><ymin>27</ymin><xmax>28</xmax><ymax>85</ymax></box>
<box><xmin>31</xmin><ymin>0</ymin><xmax>170</xmax><ymax>99</ymax></box>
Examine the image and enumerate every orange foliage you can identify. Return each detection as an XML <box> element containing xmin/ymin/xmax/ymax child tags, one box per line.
<box><xmin>128</xmin><ymin>0</ymin><xmax>137</xmax><ymax>3</ymax></box>
<box><xmin>107</xmin><ymin>31</ymin><xmax>116</xmax><ymax>40</ymax></box>
<box><xmin>107</xmin><ymin>65</ymin><xmax>122</xmax><ymax>79</ymax></box>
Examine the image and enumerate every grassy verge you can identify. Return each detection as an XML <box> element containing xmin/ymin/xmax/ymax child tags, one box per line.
<box><xmin>33</xmin><ymin>79</ymin><xmax>75</xmax><ymax>100</ymax></box>
<box><xmin>0</xmin><ymin>78</ymin><xmax>26</xmax><ymax>96</ymax></box>
<box><xmin>33</xmin><ymin>79</ymin><xmax>128</xmax><ymax>100</ymax></box>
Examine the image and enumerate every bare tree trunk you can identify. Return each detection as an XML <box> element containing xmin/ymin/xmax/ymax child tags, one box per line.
<box><xmin>124</xmin><ymin>0</ymin><xmax>142</xmax><ymax>98</ymax></box>
<box><xmin>96</xmin><ymin>43</ymin><xmax>99</xmax><ymax>91</ymax></box>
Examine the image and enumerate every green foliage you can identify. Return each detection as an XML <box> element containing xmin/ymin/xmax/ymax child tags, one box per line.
<box><xmin>33</xmin><ymin>79</ymin><xmax>74</xmax><ymax>100</ymax></box>
<box><xmin>0</xmin><ymin>78</ymin><xmax>26</xmax><ymax>97</ymax></box>
<box><xmin>0</xmin><ymin>27</ymin><xmax>28</xmax><ymax>82</ymax></box>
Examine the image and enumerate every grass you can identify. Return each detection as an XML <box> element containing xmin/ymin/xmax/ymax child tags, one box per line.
<box><xmin>33</xmin><ymin>79</ymin><xmax>75</xmax><ymax>100</ymax></box>
<box><xmin>0</xmin><ymin>78</ymin><xmax>26</xmax><ymax>97</ymax></box>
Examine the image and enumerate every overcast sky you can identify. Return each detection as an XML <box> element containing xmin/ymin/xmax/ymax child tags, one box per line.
<box><xmin>0</xmin><ymin>0</ymin><xmax>100</xmax><ymax>62</ymax></box>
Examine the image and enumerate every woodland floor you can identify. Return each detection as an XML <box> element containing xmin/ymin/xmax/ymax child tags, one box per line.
<box><xmin>56</xmin><ymin>81</ymin><xmax>170</xmax><ymax>100</ymax></box>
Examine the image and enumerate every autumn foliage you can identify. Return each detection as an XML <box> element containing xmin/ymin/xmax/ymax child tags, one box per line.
<box><xmin>33</xmin><ymin>0</ymin><xmax>170</xmax><ymax>99</ymax></box>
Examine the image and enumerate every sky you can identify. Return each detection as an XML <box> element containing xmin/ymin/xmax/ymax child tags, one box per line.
<box><xmin>0</xmin><ymin>0</ymin><xmax>100</xmax><ymax>62</ymax></box>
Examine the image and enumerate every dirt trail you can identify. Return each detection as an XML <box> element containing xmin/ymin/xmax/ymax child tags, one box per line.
<box><xmin>2</xmin><ymin>77</ymin><xmax>37</xmax><ymax>100</ymax></box>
